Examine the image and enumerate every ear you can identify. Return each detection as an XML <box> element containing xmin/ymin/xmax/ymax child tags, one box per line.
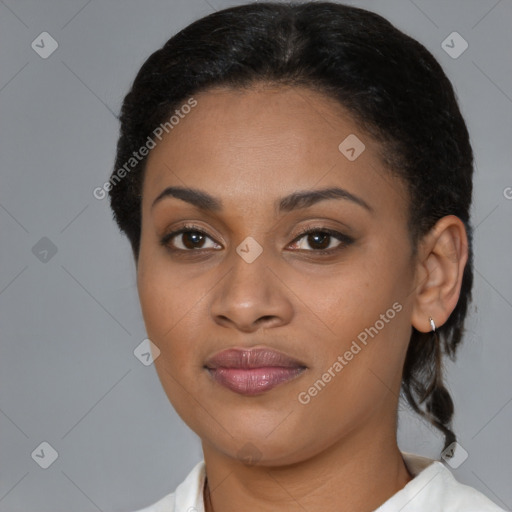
<box><xmin>411</xmin><ymin>215</ymin><xmax>469</xmax><ymax>333</ymax></box>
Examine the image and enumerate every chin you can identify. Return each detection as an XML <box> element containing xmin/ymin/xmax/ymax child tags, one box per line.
<box><xmin>196</xmin><ymin>417</ymin><xmax>320</xmax><ymax>467</ymax></box>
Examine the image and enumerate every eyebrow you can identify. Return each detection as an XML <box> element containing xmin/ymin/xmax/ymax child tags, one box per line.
<box><xmin>151</xmin><ymin>185</ymin><xmax>373</xmax><ymax>214</ymax></box>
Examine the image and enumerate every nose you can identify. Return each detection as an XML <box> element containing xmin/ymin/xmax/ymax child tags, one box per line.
<box><xmin>209</xmin><ymin>250</ymin><xmax>294</xmax><ymax>333</ymax></box>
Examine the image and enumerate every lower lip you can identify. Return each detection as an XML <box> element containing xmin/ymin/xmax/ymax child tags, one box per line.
<box><xmin>207</xmin><ymin>367</ymin><xmax>305</xmax><ymax>395</ymax></box>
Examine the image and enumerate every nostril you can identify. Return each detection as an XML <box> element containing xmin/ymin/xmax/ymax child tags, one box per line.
<box><xmin>256</xmin><ymin>315</ymin><xmax>278</xmax><ymax>327</ymax></box>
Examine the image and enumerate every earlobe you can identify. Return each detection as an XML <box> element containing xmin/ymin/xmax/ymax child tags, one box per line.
<box><xmin>411</xmin><ymin>215</ymin><xmax>469</xmax><ymax>333</ymax></box>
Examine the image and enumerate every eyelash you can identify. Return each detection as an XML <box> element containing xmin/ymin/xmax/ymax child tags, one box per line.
<box><xmin>160</xmin><ymin>223</ymin><xmax>354</xmax><ymax>256</ymax></box>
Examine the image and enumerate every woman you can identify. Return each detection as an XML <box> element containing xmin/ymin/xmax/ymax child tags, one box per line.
<box><xmin>108</xmin><ymin>2</ymin><xmax>505</xmax><ymax>511</ymax></box>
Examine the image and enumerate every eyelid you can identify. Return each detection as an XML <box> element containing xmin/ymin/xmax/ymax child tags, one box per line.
<box><xmin>293</xmin><ymin>224</ymin><xmax>349</xmax><ymax>240</ymax></box>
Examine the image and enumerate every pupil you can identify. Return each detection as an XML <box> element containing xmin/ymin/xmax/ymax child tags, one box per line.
<box><xmin>309</xmin><ymin>233</ymin><xmax>329</xmax><ymax>249</ymax></box>
<box><xmin>184</xmin><ymin>231</ymin><xmax>204</xmax><ymax>249</ymax></box>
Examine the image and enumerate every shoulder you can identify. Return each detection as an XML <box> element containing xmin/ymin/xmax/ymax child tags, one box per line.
<box><xmin>377</xmin><ymin>452</ymin><xmax>507</xmax><ymax>512</ymax></box>
<box><xmin>130</xmin><ymin>461</ymin><xmax>205</xmax><ymax>512</ymax></box>
<box><xmin>430</xmin><ymin>462</ymin><xmax>506</xmax><ymax>512</ymax></box>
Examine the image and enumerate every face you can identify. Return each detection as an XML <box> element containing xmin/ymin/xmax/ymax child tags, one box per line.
<box><xmin>137</xmin><ymin>85</ymin><xmax>418</xmax><ymax>466</ymax></box>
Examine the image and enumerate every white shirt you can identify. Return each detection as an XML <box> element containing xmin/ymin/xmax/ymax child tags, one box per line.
<box><xmin>133</xmin><ymin>452</ymin><xmax>506</xmax><ymax>511</ymax></box>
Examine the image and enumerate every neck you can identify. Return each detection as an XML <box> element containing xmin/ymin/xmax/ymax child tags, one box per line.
<box><xmin>202</xmin><ymin>415</ymin><xmax>413</xmax><ymax>512</ymax></box>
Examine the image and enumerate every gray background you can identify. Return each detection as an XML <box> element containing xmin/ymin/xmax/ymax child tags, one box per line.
<box><xmin>1</xmin><ymin>0</ymin><xmax>511</xmax><ymax>510</ymax></box>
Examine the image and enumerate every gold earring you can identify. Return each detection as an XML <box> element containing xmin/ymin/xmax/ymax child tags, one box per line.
<box><xmin>429</xmin><ymin>316</ymin><xmax>436</xmax><ymax>332</ymax></box>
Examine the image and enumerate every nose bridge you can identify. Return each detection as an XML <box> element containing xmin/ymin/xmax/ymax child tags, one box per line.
<box><xmin>210</xmin><ymin>237</ymin><xmax>292</xmax><ymax>330</ymax></box>
<box><xmin>225</xmin><ymin>240</ymin><xmax>273</xmax><ymax>305</ymax></box>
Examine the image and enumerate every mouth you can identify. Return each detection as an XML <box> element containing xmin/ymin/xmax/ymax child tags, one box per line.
<box><xmin>204</xmin><ymin>347</ymin><xmax>307</xmax><ymax>396</ymax></box>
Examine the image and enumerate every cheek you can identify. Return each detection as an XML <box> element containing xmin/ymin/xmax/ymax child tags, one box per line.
<box><xmin>136</xmin><ymin>250</ymin><xmax>217</xmax><ymax>391</ymax></box>
<box><xmin>137</xmin><ymin>252</ymin><xmax>195</xmax><ymax>356</ymax></box>
<box><xmin>292</xmin><ymin>244</ymin><xmax>412</xmax><ymax>385</ymax></box>
<box><xmin>137</xmin><ymin>257</ymin><xmax>206</xmax><ymax>411</ymax></box>
<box><xmin>289</xmin><ymin>251</ymin><xmax>404</xmax><ymax>337</ymax></box>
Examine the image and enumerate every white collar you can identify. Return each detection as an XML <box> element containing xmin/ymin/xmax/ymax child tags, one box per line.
<box><xmin>152</xmin><ymin>451</ymin><xmax>504</xmax><ymax>511</ymax></box>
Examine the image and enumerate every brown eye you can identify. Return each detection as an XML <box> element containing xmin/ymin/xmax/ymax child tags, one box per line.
<box><xmin>305</xmin><ymin>232</ymin><xmax>331</xmax><ymax>250</ymax></box>
<box><xmin>176</xmin><ymin>231</ymin><xmax>208</xmax><ymax>249</ymax></box>
<box><xmin>290</xmin><ymin>228</ymin><xmax>354</xmax><ymax>253</ymax></box>
<box><xmin>160</xmin><ymin>225</ymin><xmax>221</xmax><ymax>251</ymax></box>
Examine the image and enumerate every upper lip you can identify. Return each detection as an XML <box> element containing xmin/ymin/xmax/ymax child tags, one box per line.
<box><xmin>205</xmin><ymin>347</ymin><xmax>307</xmax><ymax>369</ymax></box>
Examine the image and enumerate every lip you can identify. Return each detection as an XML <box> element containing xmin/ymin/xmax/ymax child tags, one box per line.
<box><xmin>205</xmin><ymin>347</ymin><xmax>307</xmax><ymax>396</ymax></box>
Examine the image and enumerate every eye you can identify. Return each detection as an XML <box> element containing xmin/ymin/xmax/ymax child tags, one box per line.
<box><xmin>160</xmin><ymin>224</ymin><xmax>221</xmax><ymax>251</ymax></box>
<box><xmin>160</xmin><ymin>224</ymin><xmax>354</xmax><ymax>255</ymax></box>
<box><xmin>289</xmin><ymin>227</ymin><xmax>354</xmax><ymax>254</ymax></box>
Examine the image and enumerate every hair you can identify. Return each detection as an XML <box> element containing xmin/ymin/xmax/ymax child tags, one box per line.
<box><xmin>109</xmin><ymin>1</ymin><xmax>474</xmax><ymax>455</ymax></box>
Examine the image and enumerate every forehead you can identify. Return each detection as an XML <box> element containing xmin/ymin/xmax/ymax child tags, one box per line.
<box><xmin>142</xmin><ymin>85</ymin><xmax>408</xmax><ymax>219</ymax></box>
<box><xmin>146</xmin><ymin>85</ymin><xmax>359</xmax><ymax>171</ymax></box>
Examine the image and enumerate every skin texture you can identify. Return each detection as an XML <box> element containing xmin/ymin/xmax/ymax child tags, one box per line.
<box><xmin>136</xmin><ymin>85</ymin><xmax>468</xmax><ymax>512</ymax></box>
